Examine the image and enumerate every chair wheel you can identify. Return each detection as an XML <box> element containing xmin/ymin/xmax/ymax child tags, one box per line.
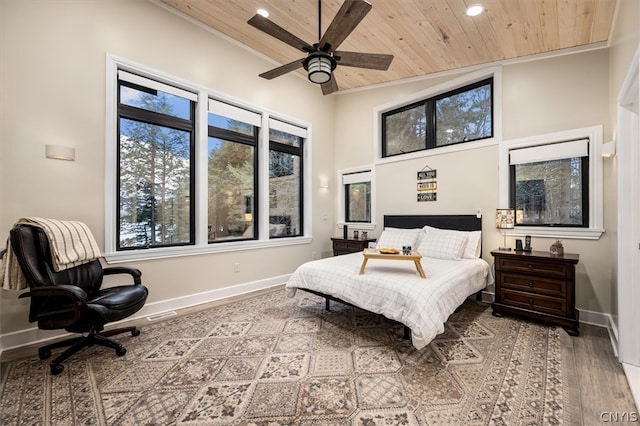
<box><xmin>116</xmin><ymin>347</ymin><xmax>127</xmax><ymax>356</ymax></box>
<box><xmin>50</xmin><ymin>364</ymin><xmax>64</xmax><ymax>375</ymax></box>
<box><xmin>39</xmin><ymin>349</ymin><xmax>51</xmax><ymax>360</ymax></box>
<box><xmin>131</xmin><ymin>328</ymin><xmax>140</xmax><ymax>336</ymax></box>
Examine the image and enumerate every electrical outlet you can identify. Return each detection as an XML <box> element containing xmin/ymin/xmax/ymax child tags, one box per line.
<box><xmin>233</xmin><ymin>262</ymin><xmax>240</xmax><ymax>273</ymax></box>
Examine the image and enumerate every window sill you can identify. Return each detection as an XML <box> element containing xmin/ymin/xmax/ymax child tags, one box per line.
<box><xmin>104</xmin><ymin>236</ymin><xmax>313</xmax><ymax>263</ymax></box>
<box><xmin>506</xmin><ymin>227</ymin><xmax>604</xmax><ymax>240</ymax></box>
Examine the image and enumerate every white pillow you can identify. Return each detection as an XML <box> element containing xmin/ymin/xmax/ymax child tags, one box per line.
<box><xmin>422</xmin><ymin>226</ymin><xmax>481</xmax><ymax>259</ymax></box>
<box><xmin>376</xmin><ymin>227</ymin><xmax>421</xmax><ymax>250</ymax></box>
<box><xmin>463</xmin><ymin>230</ymin><xmax>482</xmax><ymax>259</ymax></box>
<box><xmin>418</xmin><ymin>226</ymin><xmax>468</xmax><ymax>260</ymax></box>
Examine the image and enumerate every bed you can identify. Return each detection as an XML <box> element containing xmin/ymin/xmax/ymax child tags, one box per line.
<box><xmin>285</xmin><ymin>214</ymin><xmax>494</xmax><ymax>350</ymax></box>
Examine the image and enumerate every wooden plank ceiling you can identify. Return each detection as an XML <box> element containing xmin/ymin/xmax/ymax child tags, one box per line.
<box><xmin>159</xmin><ymin>0</ymin><xmax>616</xmax><ymax>93</ymax></box>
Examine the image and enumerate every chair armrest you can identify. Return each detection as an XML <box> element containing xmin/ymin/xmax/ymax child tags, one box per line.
<box><xmin>19</xmin><ymin>284</ymin><xmax>88</xmax><ymax>302</ymax></box>
<box><xmin>19</xmin><ymin>285</ymin><xmax>88</xmax><ymax>326</ymax></box>
<box><xmin>103</xmin><ymin>266</ymin><xmax>142</xmax><ymax>285</ymax></box>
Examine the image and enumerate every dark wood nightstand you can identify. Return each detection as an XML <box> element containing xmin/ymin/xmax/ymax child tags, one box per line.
<box><xmin>491</xmin><ymin>249</ymin><xmax>580</xmax><ymax>335</ymax></box>
<box><xmin>331</xmin><ymin>238</ymin><xmax>376</xmax><ymax>256</ymax></box>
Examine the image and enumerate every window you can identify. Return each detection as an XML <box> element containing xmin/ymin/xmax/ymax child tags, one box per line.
<box><xmin>338</xmin><ymin>168</ymin><xmax>375</xmax><ymax>229</ymax></box>
<box><xmin>117</xmin><ymin>70</ymin><xmax>196</xmax><ymax>250</ymax></box>
<box><xmin>382</xmin><ymin>78</ymin><xmax>493</xmax><ymax>158</ymax></box>
<box><xmin>106</xmin><ymin>59</ymin><xmax>311</xmax><ymax>260</ymax></box>
<box><xmin>499</xmin><ymin>126</ymin><xmax>604</xmax><ymax>239</ymax></box>
<box><xmin>207</xmin><ymin>100</ymin><xmax>260</xmax><ymax>242</ymax></box>
<box><xmin>268</xmin><ymin>119</ymin><xmax>305</xmax><ymax>238</ymax></box>
<box><xmin>509</xmin><ymin>139</ymin><xmax>589</xmax><ymax>227</ymax></box>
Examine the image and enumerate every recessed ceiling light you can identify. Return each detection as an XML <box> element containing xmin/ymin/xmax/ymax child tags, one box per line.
<box><xmin>466</xmin><ymin>4</ymin><xmax>484</xmax><ymax>16</ymax></box>
<box><xmin>257</xmin><ymin>8</ymin><xmax>269</xmax><ymax>18</ymax></box>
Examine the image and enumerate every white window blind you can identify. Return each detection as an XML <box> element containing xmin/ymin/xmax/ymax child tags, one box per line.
<box><xmin>269</xmin><ymin>118</ymin><xmax>307</xmax><ymax>138</ymax></box>
<box><xmin>343</xmin><ymin>171</ymin><xmax>372</xmax><ymax>185</ymax></box>
<box><xmin>118</xmin><ymin>70</ymin><xmax>197</xmax><ymax>101</ymax></box>
<box><xmin>208</xmin><ymin>99</ymin><xmax>262</xmax><ymax>127</ymax></box>
<box><xmin>509</xmin><ymin>138</ymin><xmax>589</xmax><ymax>165</ymax></box>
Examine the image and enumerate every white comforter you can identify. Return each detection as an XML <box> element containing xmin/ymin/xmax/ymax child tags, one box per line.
<box><xmin>285</xmin><ymin>252</ymin><xmax>493</xmax><ymax>350</ymax></box>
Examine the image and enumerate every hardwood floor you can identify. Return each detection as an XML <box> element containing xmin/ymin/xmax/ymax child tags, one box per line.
<box><xmin>2</xmin><ymin>295</ymin><xmax>637</xmax><ymax>423</ymax></box>
<box><xmin>571</xmin><ymin>324</ymin><xmax>638</xmax><ymax>424</ymax></box>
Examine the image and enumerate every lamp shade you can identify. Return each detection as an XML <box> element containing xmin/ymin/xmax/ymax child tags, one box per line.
<box><xmin>495</xmin><ymin>209</ymin><xmax>515</xmax><ymax>229</ymax></box>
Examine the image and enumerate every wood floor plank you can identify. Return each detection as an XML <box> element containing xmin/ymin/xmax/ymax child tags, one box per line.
<box><xmin>571</xmin><ymin>324</ymin><xmax>638</xmax><ymax>424</ymax></box>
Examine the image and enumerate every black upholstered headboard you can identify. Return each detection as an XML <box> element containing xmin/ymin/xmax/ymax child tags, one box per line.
<box><xmin>383</xmin><ymin>215</ymin><xmax>482</xmax><ymax>232</ymax></box>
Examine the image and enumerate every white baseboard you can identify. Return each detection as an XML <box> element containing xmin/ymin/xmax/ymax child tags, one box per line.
<box><xmin>577</xmin><ymin>308</ymin><xmax>619</xmax><ymax>357</ymax></box>
<box><xmin>0</xmin><ymin>274</ymin><xmax>290</xmax><ymax>353</ymax></box>
<box><xmin>577</xmin><ymin>307</ymin><xmax>613</xmax><ymax>328</ymax></box>
<box><xmin>623</xmin><ymin>363</ymin><xmax>640</xmax><ymax>411</ymax></box>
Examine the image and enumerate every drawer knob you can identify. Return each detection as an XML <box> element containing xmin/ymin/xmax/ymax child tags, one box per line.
<box><xmin>528</xmin><ymin>281</ymin><xmax>534</xmax><ymax>287</ymax></box>
<box><xmin>528</xmin><ymin>299</ymin><xmax>533</xmax><ymax>305</ymax></box>
<box><xmin>528</xmin><ymin>264</ymin><xmax>533</xmax><ymax>270</ymax></box>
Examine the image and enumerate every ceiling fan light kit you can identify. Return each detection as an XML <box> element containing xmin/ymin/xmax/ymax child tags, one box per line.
<box><xmin>247</xmin><ymin>0</ymin><xmax>393</xmax><ymax>95</ymax></box>
<box><xmin>304</xmin><ymin>52</ymin><xmax>336</xmax><ymax>84</ymax></box>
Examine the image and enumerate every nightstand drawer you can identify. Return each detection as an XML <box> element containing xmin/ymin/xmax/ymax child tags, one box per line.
<box><xmin>500</xmin><ymin>289</ymin><xmax>566</xmax><ymax>316</ymax></box>
<box><xmin>499</xmin><ymin>272</ymin><xmax>566</xmax><ymax>298</ymax></box>
<box><xmin>491</xmin><ymin>249</ymin><xmax>579</xmax><ymax>335</ymax></box>
<box><xmin>496</xmin><ymin>257</ymin><xmax>570</xmax><ymax>278</ymax></box>
<box><xmin>331</xmin><ymin>238</ymin><xmax>376</xmax><ymax>256</ymax></box>
<box><xmin>333</xmin><ymin>240</ymin><xmax>364</xmax><ymax>251</ymax></box>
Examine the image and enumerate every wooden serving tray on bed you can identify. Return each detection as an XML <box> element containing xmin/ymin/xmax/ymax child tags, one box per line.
<box><xmin>359</xmin><ymin>248</ymin><xmax>426</xmax><ymax>278</ymax></box>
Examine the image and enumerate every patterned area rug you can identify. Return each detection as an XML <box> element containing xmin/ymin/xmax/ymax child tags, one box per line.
<box><xmin>0</xmin><ymin>288</ymin><xmax>580</xmax><ymax>425</ymax></box>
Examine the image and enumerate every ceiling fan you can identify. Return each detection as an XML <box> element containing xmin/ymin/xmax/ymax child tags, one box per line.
<box><xmin>247</xmin><ymin>0</ymin><xmax>394</xmax><ymax>95</ymax></box>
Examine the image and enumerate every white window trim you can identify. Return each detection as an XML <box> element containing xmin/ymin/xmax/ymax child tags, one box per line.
<box><xmin>373</xmin><ymin>67</ymin><xmax>502</xmax><ymax>165</ymax></box>
<box><xmin>337</xmin><ymin>165</ymin><xmax>376</xmax><ymax>231</ymax></box>
<box><xmin>498</xmin><ymin>125</ymin><xmax>604</xmax><ymax>240</ymax></box>
<box><xmin>105</xmin><ymin>54</ymin><xmax>312</xmax><ymax>263</ymax></box>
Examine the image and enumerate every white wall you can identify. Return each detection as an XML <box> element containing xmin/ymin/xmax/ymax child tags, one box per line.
<box><xmin>333</xmin><ymin>49</ymin><xmax>614</xmax><ymax>316</ymax></box>
<box><xmin>608</xmin><ymin>0</ymin><xmax>640</xmax><ymax>327</ymax></box>
<box><xmin>607</xmin><ymin>0</ymin><xmax>640</xmax><ymax>406</ymax></box>
<box><xmin>0</xmin><ymin>0</ymin><xmax>336</xmax><ymax>336</ymax></box>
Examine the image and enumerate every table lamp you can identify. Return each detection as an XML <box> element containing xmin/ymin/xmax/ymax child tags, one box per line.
<box><xmin>496</xmin><ymin>208</ymin><xmax>515</xmax><ymax>251</ymax></box>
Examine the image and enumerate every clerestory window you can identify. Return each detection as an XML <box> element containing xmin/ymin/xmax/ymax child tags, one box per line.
<box><xmin>381</xmin><ymin>78</ymin><xmax>493</xmax><ymax>158</ymax></box>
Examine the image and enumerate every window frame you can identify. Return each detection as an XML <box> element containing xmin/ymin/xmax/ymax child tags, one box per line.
<box><xmin>375</xmin><ymin>68</ymin><xmax>500</xmax><ymax>164</ymax></box>
<box><xmin>509</xmin><ymin>145</ymin><xmax>589</xmax><ymax>228</ymax></box>
<box><xmin>268</xmin><ymin>125</ymin><xmax>305</xmax><ymax>239</ymax></box>
<box><xmin>116</xmin><ymin>78</ymin><xmax>197</xmax><ymax>250</ymax></box>
<box><xmin>105</xmin><ymin>55</ymin><xmax>312</xmax><ymax>262</ymax></box>
<box><xmin>499</xmin><ymin>125</ymin><xmax>604</xmax><ymax>240</ymax></box>
<box><xmin>206</xmin><ymin>120</ymin><xmax>259</xmax><ymax>243</ymax></box>
<box><xmin>337</xmin><ymin>166</ymin><xmax>376</xmax><ymax>231</ymax></box>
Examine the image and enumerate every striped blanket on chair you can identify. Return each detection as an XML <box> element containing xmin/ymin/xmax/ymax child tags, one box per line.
<box><xmin>0</xmin><ymin>217</ymin><xmax>101</xmax><ymax>291</ymax></box>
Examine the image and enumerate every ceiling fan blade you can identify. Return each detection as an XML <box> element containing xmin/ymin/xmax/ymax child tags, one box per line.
<box><xmin>321</xmin><ymin>76</ymin><xmax>339</xmax><ymax>95</ymax></box>
<box><xmin>248</xmin><ymin>14</ymin><xmax>313</xmax><ymax>53</ymax></box>
<box><xmin>259</xmin><ymin>59</ymin><xmax>305</xmax><ymax>80</ymax></box>
<box><xmin>319</xmin><ymin>0</ymin><xmax>372</xmax><ymax>52</ymax></box>
<box><xmin>334</xmin><ymin>51</ymin><xmax>394</xmax><ymax>70</ymax></box>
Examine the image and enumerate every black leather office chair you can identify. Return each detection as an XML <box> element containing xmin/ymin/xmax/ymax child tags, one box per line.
<box><xmin>9</xmin><ymin>224</ymin><xmax>149</xmax><ymax>375</ymax></box>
